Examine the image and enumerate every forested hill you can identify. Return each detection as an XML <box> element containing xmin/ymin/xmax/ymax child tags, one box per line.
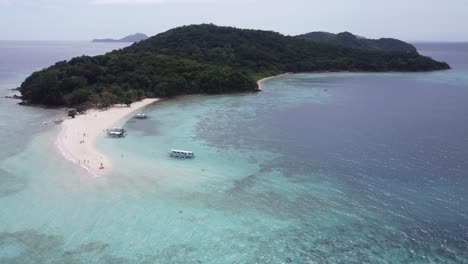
<box><xmin>296</xmin><ymin>31</ymin><xmax>417</xmax><ymax>52</ymax></box>
<box><xmin>20</xmin><ymin>24</ymin><xmax>450</xmax><ymax>107</ymax></box>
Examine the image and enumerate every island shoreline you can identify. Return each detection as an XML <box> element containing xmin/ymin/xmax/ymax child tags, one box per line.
<box><xmin>55</xmin><ymin>98</ymin><xmax>159</xmax><ymax>177</ymax></box>
<box><xmin>55</xmin><ymin>73</ymin><xmax>295</xmax><ymax>177</ymax></box>
<box><xmin>257</xmin><ymin>73</ymin><xmax>292</xmax><ymax>90</ymax></box>
<box><xmin>57</xmin><ymin>68</ymin><xmax>436</xmax><ymax>177</ymax></box>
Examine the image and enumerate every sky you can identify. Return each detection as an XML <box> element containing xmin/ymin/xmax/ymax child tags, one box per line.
<box><xmin>1</xmin><ymin>0</ymin><xmax>467</xmax><ymax>41</ymax></box>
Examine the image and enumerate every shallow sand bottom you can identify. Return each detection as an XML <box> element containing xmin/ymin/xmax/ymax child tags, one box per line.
<box><xmin>56</xmin><ymin>98</ymin><xmax>159</xmax><ymax>176</ymax></box>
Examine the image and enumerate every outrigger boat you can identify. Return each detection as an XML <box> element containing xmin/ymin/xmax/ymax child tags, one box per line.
<box><xmin>107</xmin><ymin>127</ymin><xmax>126</xmax><ymax>138</ymax></box>
<box><xmin>169</xmin><ymin>149</ymin><xmax>195</xmax><ymax>158</ymax></box>
<box><xmin>135</xmin><ymin>113</ymin><xmax>148</xmax><ymax>119</ymax></box>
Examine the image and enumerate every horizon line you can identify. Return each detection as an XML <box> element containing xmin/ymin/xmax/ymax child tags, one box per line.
<box><xmin>1</xmin><ymin>39</ymin><xmax>468</xmax><ymax>43</ymax></box>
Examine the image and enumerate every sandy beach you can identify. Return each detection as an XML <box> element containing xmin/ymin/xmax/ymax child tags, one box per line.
<box><xmin>56</xmin><ymin>73</ymin><xmax>287</xmax><ymax>177</ymax></box>
<box><xmin>257</xmin><ymin>73</ymin><xmax>291</xmax><ymax>90</ymax></box>
<box><xmin>56</xmin><ymin>98</ymin><xmax>159</xmax><ymax>176</ymax></box>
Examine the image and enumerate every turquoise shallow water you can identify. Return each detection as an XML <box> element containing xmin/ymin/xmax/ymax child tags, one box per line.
<box><xmin>1</xmin><ymin>42</ymin><xmax>468</xmax><ymax>263</ymax></box>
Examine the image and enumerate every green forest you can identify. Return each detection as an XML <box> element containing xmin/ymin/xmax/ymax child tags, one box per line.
<box><xmin>20</xmin><ymin>24</ymin><xmax>450</xmax><ymax>108</ymax></box>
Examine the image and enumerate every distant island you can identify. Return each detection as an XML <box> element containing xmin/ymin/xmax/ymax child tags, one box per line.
<box><xmin>20</xmin><ymin>24</ymin><xmax>450</xmax><ymax>108</ymax></box>
<box><xmin>92</xmin><ymin>33</ymin><xmax>148</xmax><ymax>43</ymax></box>
<box><xmin>296</xmin><ymin>31</ymin><xmax>417</xmax><ymax>52</ymax></box>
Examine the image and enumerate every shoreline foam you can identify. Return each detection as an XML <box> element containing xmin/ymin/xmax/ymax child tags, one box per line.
<box><xmin>56</xmin><ymin>98</ymin><xmax>159</xmax><ymax>176</ymax></box>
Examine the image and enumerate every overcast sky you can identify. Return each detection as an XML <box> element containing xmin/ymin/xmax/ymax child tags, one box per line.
<box><xmin>1</xmin><ymin>0</ymin><xmax>467</xmax><ymax>41</ymax></box>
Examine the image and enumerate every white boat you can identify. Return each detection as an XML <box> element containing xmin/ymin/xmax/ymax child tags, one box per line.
<box><xmin>107</xmin><ymin>127</ymin><xmax>126</xmax><ymax>138</ymax></box>
<box><xmin>169</xmin><ymin>149</ymin><xmax>195</xmax><ymax>158</ymax></box>
<box><xmin>135</xmin><ymin>113</ymin><xmax>148</xmax><ymax>119</ymax></box>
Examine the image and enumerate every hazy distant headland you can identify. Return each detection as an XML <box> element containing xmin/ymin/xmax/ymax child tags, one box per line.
<box><xmin>20</xmin><ymin>24</ymin><xmax>450</xmax><ymax>108</ymax></box>
<box><xmin>92</xmin><ymin>33</ymin><xmax>148</xmax><ymax>43</ymax></box>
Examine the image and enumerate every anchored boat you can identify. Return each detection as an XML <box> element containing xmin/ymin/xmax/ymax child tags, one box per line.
<box><xmin>169</xmin><ymin>149</ymin><xmax>195</xmax><ymax>158</ymax></box>
<box><xmin>107</xmin><ymin>128</ymin><xmax>126</xmax><ymax>138</ymax></box>
<box><xmin>135</xmin><ymin>113</ymin><xmax>148</xmax><ymax>119</ymax></box>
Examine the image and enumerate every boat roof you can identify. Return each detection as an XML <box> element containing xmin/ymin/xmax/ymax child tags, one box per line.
<box><xmin>171</xmin><ymin>149</ymin><xmax>193</xmax><ymax>154</ymax></box>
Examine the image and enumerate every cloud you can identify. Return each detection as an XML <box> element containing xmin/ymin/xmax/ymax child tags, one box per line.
<box><xmin>0</xmin><ymin>0</ymin><xmax>66</xmax><ymax>6</ymax></box>
<box><xmin>90</xmin><ymin>0</ymin><xmax>218</xmax><ymax>5</ymax></box>
<box><xmin>91</xmin><ymin>0</ymin><xmax>163</xmax><ymax>4</ymax></box>
<box><xmin>2</xmin><ymin>0</ymin><xmax>232</xmax><ymax>6</ymax></box>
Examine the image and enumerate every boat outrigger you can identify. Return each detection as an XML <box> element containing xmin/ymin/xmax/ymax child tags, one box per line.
<box><xmin>169</xmin><ymin>149</ymin><xmax>195</xmax><ymax>158</ymax></box>
<box><xmin>107</xmin><ymin>128</ymin><xmax>126</xmax><ymax>138</ymax></box>
<box><xmin>135</xmin><ymin>113</ymin><xmax>148</xmax><ymax>119</ymax></box>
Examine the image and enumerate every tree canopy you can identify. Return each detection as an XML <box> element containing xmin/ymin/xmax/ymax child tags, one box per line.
<box><xmin>295</xmin><ymin>31</ymin><xmax>418</xmax><ymax>52</ymax></box>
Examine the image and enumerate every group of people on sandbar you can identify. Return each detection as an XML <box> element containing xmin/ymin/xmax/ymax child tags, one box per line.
<box><xmin>78</xmin><ymin>160</ymin><xmax>105</xmax><ymax>170</ymax></box>
<box><xmin>75</xmin><ymin>131</ymin><xmax>105</xmax><ymax>170</ymax></box>
<box><xmin>79</xmin><ymin>132</ymin><xmax>86</xmax><ymax>144</ymax></box>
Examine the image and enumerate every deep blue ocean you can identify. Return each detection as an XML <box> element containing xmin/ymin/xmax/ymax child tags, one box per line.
<box><xmin>0</xmin><ymin>41</ymin><xmax>467</xmax><ymax>263</ymax></box>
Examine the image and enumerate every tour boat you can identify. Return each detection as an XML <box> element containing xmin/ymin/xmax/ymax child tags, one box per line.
<box><xmin>169</xmin><ymin>149</ymin><xmax>195</xmax><ymax>158</ymax></box>
<box><xmin>135</xmin><ymin>113</ymin><xmax>148</xmax><ymax>119</ymax></box>
<box><xmin>107</xmin><ymin>128</ymin><xmax>126</xmax><ymax>138</ymax></box>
